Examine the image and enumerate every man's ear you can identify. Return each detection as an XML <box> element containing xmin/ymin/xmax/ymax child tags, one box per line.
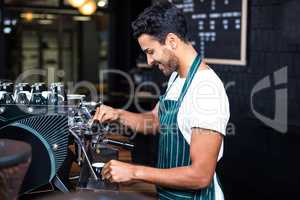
<box><xmin>165</xmin><ymin>33</ymin><xmax>178</xmax><ymax>50</ymax></box>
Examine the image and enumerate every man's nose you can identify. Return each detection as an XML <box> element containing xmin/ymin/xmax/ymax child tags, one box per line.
<box><xmin>147</xmin><ymin>55</ymin><xmax>154</xmax><ymax>66</ymax></box>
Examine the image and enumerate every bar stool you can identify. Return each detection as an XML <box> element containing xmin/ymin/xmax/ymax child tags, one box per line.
<box><xmin>0</xmin><ymin>139</ymin><xmax>32</xmax><ymax>200</ymax></box>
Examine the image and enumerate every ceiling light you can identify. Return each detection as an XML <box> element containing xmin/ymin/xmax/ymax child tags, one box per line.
<box><xmin>79</xmin><ymin>1</ymin><xmax>97</xmax><ymax>15</ymax></box>
<box><xmin>12</xmin><ymin>20</ymin><xmax>17</xmax><ymax>25</ymax></box>
<box><xmin>97</xmin><ymin>0</ymin><xmax>107</xmax><ymax>7</ymax></box>
<box><xmin>4</xmin><ymin>19</ymin><xmax>11</xmax><ymax>26</ymax></box>
<box><xmin>21</xmin><ymin>12</ymin><xmax>33</xmax><ymax>22</ymax></box>
<box><xmin>3</xmin><ymin>27</ymin><xmax>12</xmax><ymax>34</ymax></box>
<box><xmin>68</xmin><ymin>0</ymin><xmax>87</xmax><ymax>8</ymax></box>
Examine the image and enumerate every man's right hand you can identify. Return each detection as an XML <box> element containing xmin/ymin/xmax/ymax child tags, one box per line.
<box><xmin>93</xmin><ymin>104</ymin><xmax>120</xmax><ymax>123</ymax></box>
<box><xmin>92</xmin><ymin>103</ymin><xmax>159</xmax><ymax>135</ymax></box>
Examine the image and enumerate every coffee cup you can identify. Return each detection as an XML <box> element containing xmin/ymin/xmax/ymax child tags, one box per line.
<box><xmin>92</xmin><ymin>162</ymin><xmax>105</xmax><ymax>178</ymax></box>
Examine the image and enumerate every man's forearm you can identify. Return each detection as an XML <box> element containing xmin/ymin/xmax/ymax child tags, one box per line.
<box><xmin>132</xmin><ymin>165</ymin><xmax>212</xmax><ymax>190</ymax></box>
<box><xmin>117</xmin><ymin>109</ymin><xmax>159</xmax><ymax>135</ymax></box>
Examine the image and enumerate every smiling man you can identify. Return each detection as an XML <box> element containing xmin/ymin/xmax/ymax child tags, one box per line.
<box><xmin>93</xmin><ymin>1</ymin><xmax>230</xmax><ymax>199</ymax></box>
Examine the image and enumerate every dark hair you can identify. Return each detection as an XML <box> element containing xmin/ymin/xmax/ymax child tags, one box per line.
<box><xmin>131</xmin><ymin>1</ymin><xmax>190</xmax><ymax>44</ymax></box>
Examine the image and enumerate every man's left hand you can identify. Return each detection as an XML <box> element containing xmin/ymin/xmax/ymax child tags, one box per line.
<box><xmin>101</xmin><ymin>160</ymin><xmax>136</xmax><ymax>183</ymax></box>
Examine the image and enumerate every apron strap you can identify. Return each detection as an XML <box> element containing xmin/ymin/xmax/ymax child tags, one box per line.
<box><xmin>175</xmin><ymin>55</ymin><xmax>201</xmax><ymax>109</ymax></box>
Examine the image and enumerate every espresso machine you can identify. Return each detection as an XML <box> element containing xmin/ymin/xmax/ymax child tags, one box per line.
<box><xmin>67</xmin><ymin>94</ymin><xmax>134</xmax><ymax>190</ymax></box>
<box><xmin>0</xmin><ymin>81</ymin><xmax>134</xmax><ymax>193</ymax></box>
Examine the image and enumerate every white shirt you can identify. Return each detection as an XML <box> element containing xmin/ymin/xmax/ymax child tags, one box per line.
<box><xmin>164</xmin><ymin>67</ymin><xmax>230</xmax><ymax>200</ymax></box>
<box><xmin>165</xmin><ymin>68</ymin><xmax>230</xmax><ymax>159</ymax></box>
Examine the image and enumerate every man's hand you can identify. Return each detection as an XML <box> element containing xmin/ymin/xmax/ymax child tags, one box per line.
<box><xmin>101</xmin><ymin>160</ymin><xmax>136</xmax><ymax>183</ymax></box>
<box><xmin>93</xmin><ymin>105</ymin><xmax>120</xmax><ymax>123</ymax></box>
<box><xmin>92</xmin><ymin>103</ymin><xmax>159</xmax><ymax>135</ymax></box>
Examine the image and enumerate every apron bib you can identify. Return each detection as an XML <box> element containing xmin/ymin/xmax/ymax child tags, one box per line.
<box><xmin>157</xmin><ymin>55</ymin><xmax>216</xmax><ymax>200</ymax></box>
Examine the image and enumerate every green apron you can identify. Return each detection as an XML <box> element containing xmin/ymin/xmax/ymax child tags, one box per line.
<box><xmin>157</xmin><ymin>55</ymin><xmax>215</xmax><ymax>200</ymax></box>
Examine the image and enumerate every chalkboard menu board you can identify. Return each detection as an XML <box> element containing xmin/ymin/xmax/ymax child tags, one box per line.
<box><xmin>166</xmin><ymin>0</ymin><xmax>248</xmax><ymax>66</ymax></box>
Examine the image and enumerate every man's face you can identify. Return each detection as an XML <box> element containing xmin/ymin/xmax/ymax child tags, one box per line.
<box><xmin>138</xmin><ymin>34</ymin><xmax>179</xmax><ymax>76</ymax></box>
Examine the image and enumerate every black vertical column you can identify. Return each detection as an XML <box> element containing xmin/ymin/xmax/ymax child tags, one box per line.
<box><xmin>108</xmin><ymin>0</ymin><xmax>131</xmax><ymax>72</ymax></box>
<box><xmin>77</xmin><ymin>20</ymin><xmax>99</xmax><ymax>83</ymax></box>
<box><xmin>108</xmin><ymin>0</ymin><xmax>151</xmax><ymax>94</ymax></box>
<box><xmin>0</xmin><ymin>3</ymin><xmax>7</xmax><ymax>79</ymax></box>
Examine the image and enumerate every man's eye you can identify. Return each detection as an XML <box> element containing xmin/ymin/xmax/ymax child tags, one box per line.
<box><xmin>147</xmin><ymin>50</ymin><xmax>154</xmax><ymax>55</ymax></box>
